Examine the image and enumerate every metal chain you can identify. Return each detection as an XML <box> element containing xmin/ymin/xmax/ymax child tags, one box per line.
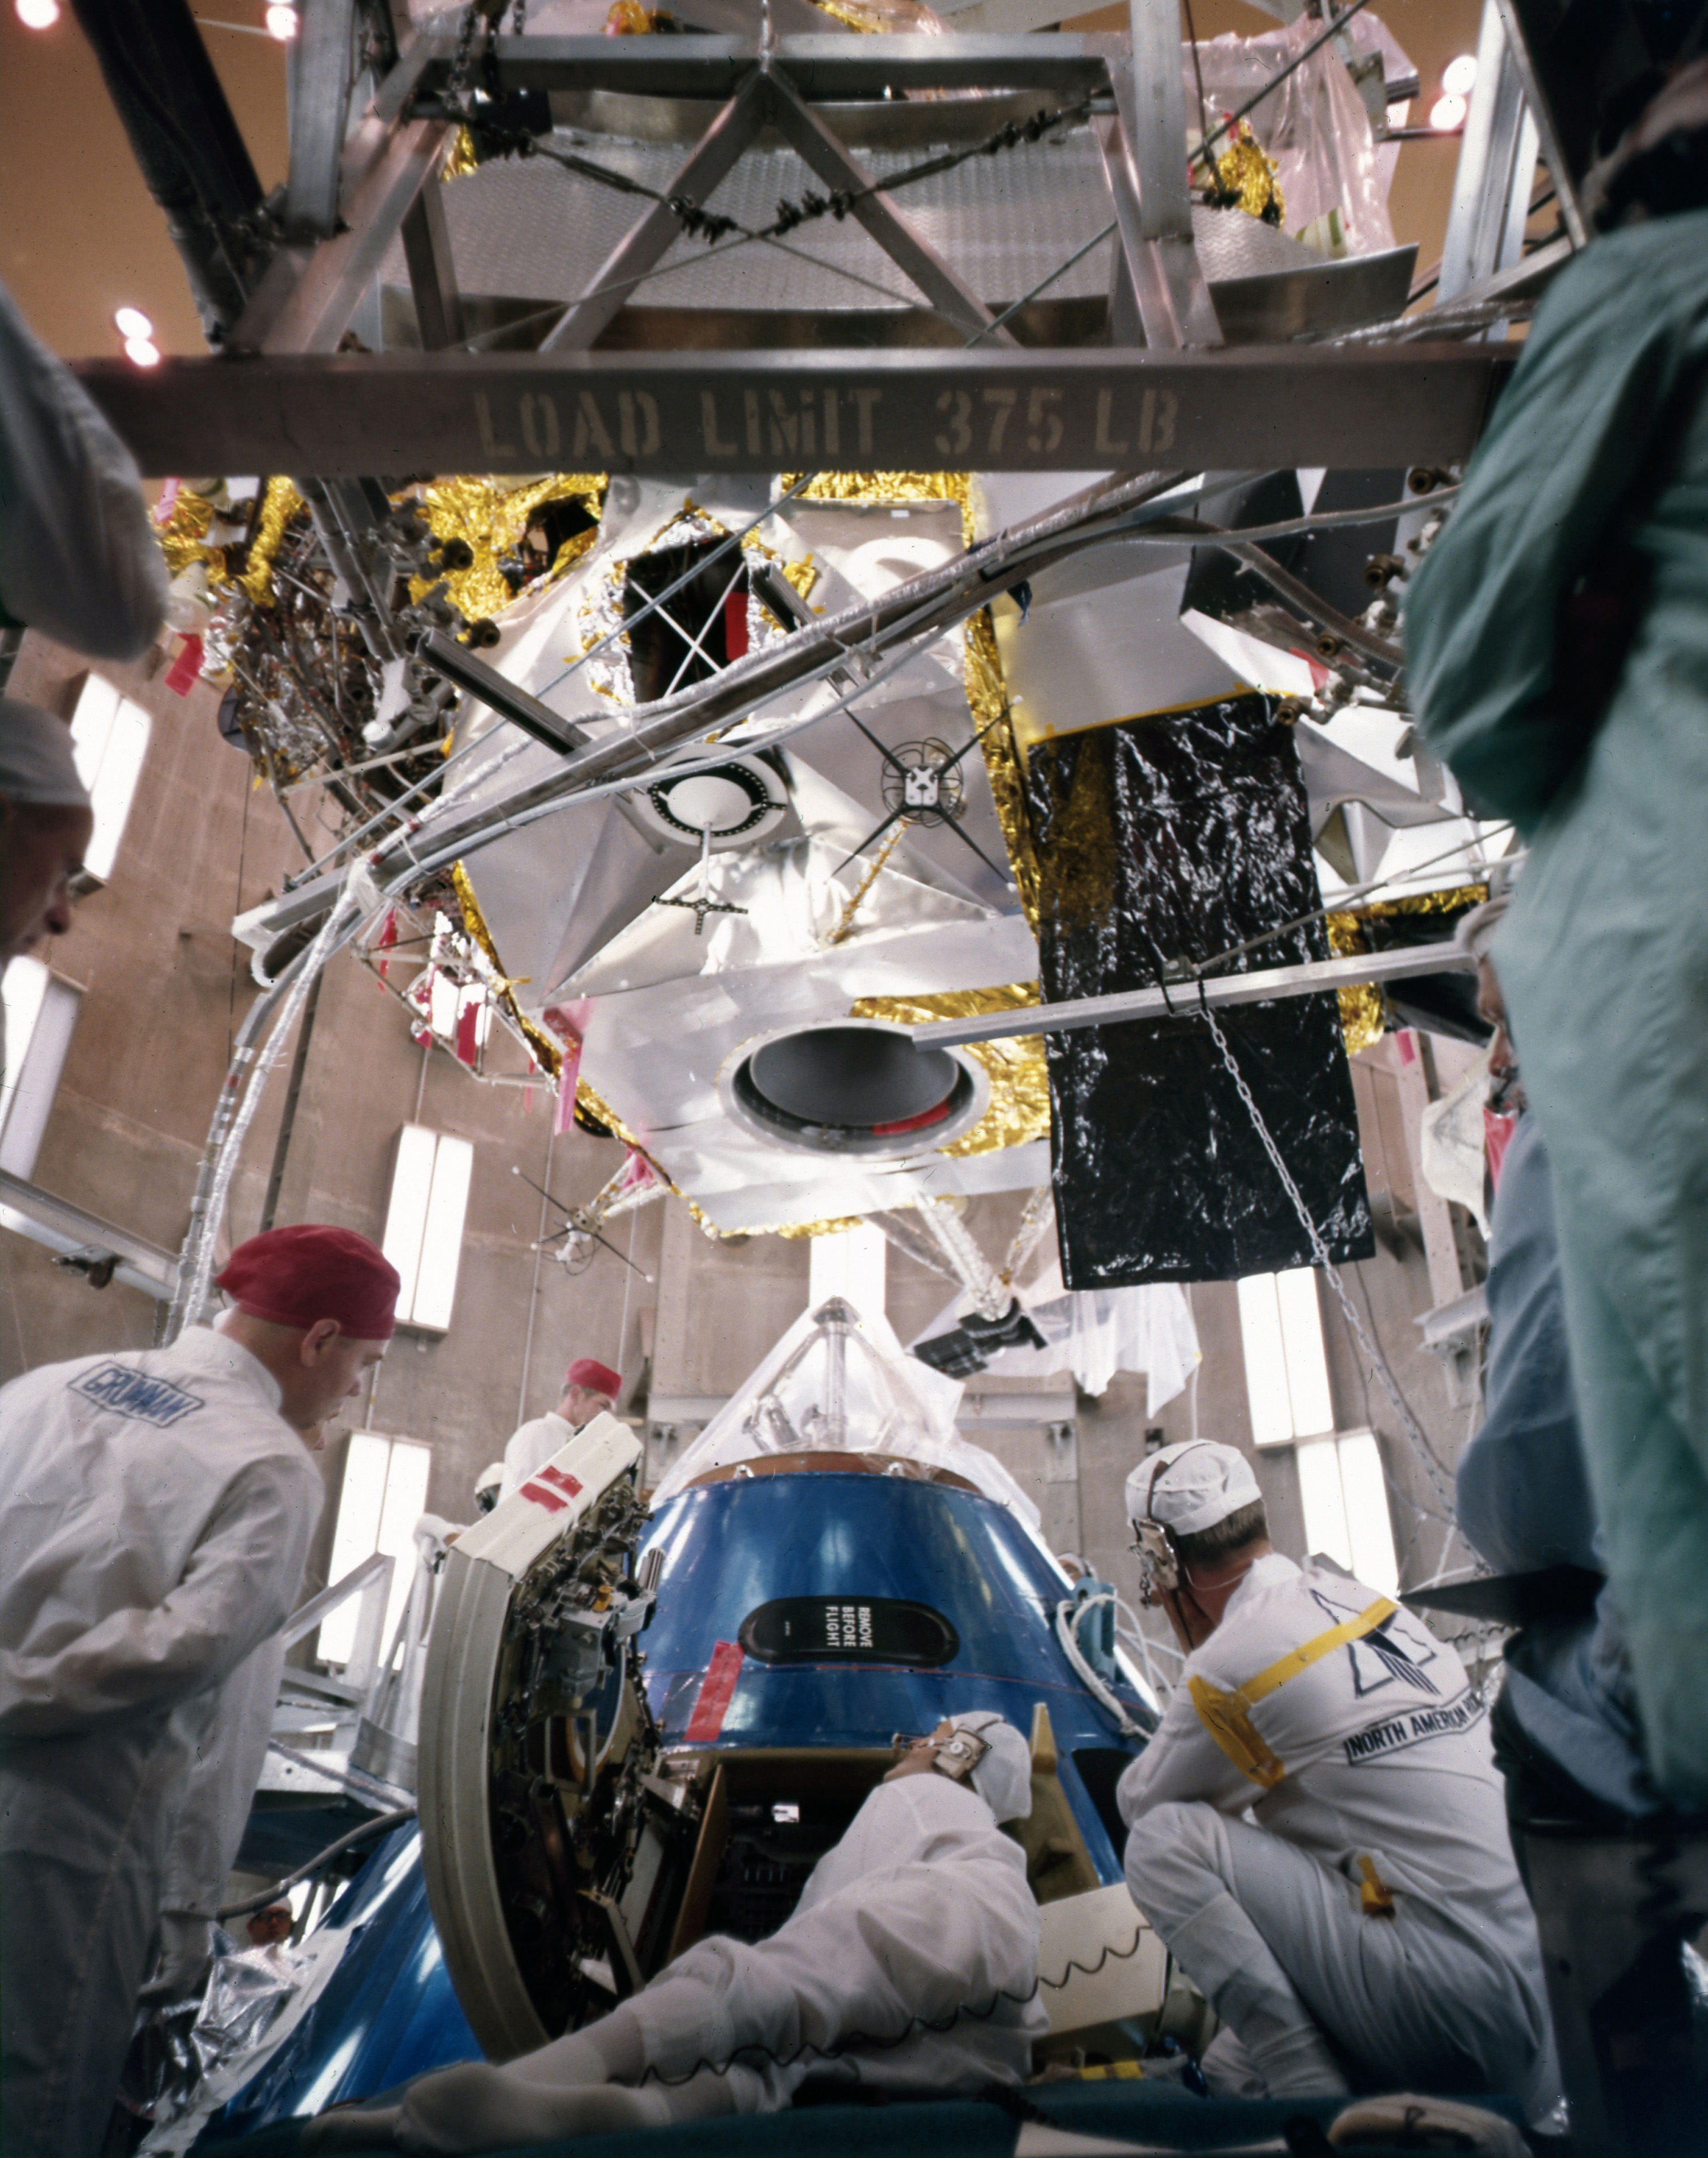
<box><xmin>447</xmin><ymin>3</ymin><xmax>485</xmax><ymax>99</ymax></box>
<box><xmin>1198</xmin><ymin>1001</ymin><xmax>1457</xmax><ymax>1508</ymax></box>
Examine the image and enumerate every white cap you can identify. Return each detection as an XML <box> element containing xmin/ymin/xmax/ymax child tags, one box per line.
<box><xmin>1125</xmin><ymin>1440</ymin><xmax>1262</xmax><ymax>1539</ymax></box>
<box><xmin>0</xmin><ymin>698</ymin><xmax>91</xmax><ymax>808</ymax></box>
<box><xmin>474</xmin><ymin>1462</ymin><xmax>505</xmax><ymax>1494</ymax></box>
<box><xmin>949</xmin><ymin>1712</ymin><xmax>1032</xmax><ymax>1823</ymax></box>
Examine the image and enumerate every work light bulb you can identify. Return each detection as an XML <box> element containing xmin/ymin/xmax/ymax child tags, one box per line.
<box><xmin>124</xmin><ymin>336</ymin><xmax>161</xmax><ymax>369</ymax></box>
<box><xmin>1441</xmin><ymin>53</ymin><xmax>1478</xmax><ymax>98</ymax></box>
<box><xmin>15</xmin><ymin>0</ymin><xmax>62</xmax><ymax>26</ymax></box>
<box><xmin>265</xmin><ymin>2</ymin><xmax>299</xmax><ymax>36</ymax></box>
<box><xmin>1429</xmin><ymin>94</ymin><xmax>1467</xmax><ymax>132</ymax></box>
<box><xmin>114</xmin><ymin>306</ymin><xmax>153</xmax><ymax>342</ymax></box>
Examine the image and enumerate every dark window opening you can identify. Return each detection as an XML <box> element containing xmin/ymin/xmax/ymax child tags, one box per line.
<box><xmin>738</xmin><ymin>1596</ymin><xmax>960</xmax><ymax>1668</ymax></box>
<box><xmin>625</xmin><ymin>537</ymin><xmax>750</xmax><ymax>703</ymax></box>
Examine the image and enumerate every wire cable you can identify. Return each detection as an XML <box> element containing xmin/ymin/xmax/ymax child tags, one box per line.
<box><xmin>1197</xmin><ymin>998</ymin><xmax>1455</xmax><ymax>1511</ymax></box>
<box><xmin>216</xmin><ymin>1807</ymin><xmax>417</xmax><ymax>1922</ymax></box>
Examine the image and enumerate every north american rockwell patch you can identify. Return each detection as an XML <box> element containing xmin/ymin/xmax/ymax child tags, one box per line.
<box><xmin>1343</xmin><ymin>1689</ymin><xmax>1485</xmax><ymax>1766</ymax></box>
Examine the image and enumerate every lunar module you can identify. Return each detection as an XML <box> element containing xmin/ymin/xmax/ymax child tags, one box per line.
<box><xmin>191</xmin><ymin>1302</ymin><xmax>1163</xmax><ymax>2139</ymax></box>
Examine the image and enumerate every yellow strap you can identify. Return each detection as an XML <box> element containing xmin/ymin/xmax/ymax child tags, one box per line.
<box><xmin>1188</xmin><ymin>1596</ymin><xmax>1399</xmax><ymax>1790</ymax></box>
<box><xmin>1357</xmin><ymin>1854</ymin><xmax>1396</xmax><ymax>1917</ymax></box>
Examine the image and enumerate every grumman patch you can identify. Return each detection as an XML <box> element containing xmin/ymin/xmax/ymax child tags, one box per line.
<box><xmin>1343</xmin><ymin>1689</ymin><xmax>1484</xmax><ymax>1765</ymax></box>
<box><xmin>70</xmin><ymin>1364</ymin><xmax>206</xmax><ymax>1428</ymax></box>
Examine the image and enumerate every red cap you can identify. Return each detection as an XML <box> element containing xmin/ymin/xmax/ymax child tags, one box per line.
<box><xmin>216</xmin><ymin>1225</ymin><xmax>401</xmax><ymax>1341</ymax></box>
<box><xmin>566</xmin><ymin>1356</ymin><xmax>621</xmax><ymax>1399</ymax></box>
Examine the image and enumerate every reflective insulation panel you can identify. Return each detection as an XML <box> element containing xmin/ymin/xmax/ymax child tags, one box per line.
<box><xmin>1026</xmin><ymin>695</ymin><xmax>1373</xmax><ymax>1285</ymax></box>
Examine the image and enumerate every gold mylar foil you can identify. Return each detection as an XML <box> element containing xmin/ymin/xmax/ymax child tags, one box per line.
<box><xmin>155</xmin><ymin>488</ymin><xmax>219</xmax><ymax>581</ymax></box>
<box><xmin>441</xmin><ymin>126</ymin><xmax>480</xmax><ymax>181</ymax></box>
<box><xmin>1360</xmin><ymin>884</ymin><xmax>1489</xmax><ymax>925</ymax></box>
<box><xmin>1214</xmin><ymin>122</ymin><xmax>1284</xmax><ymax>225</ymax></box>
<box><xmin>852</xmin><ymin>981</ymin><xmax>1049</xmax><ymax>1157</ymax></box>
<box><xmin>779</xmin><ymin>470</ymin><xmax>975</xmax><ymax>546</ymax></box>
<box><xmin>416</xmin><ymin>475</ymin><xmax>605</xmax><ymax>625</ymax></box>
<box><xmin>1325</xmin><ymin>884</ymin><xmax>1489</xmax><ymax>1058</ymax></box>
<box><xmin>155</xmin><ymin>478</ymin><xmax>306</xmax><ymax>610</ymax></box>
<box><xmin>239</xmin><ymin>478</ymin><xmax>305</xmax><ymax>606</ymax></box>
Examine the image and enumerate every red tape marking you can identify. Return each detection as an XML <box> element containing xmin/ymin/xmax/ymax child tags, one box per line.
<box><xmin>683</xmin><ymin>1640</ymin><xmax>744</xmax><ymax>1742</ymax></box>
<box><xmin>520</xmin><ymin>1480</ymin><xmax>569</xmax><ymax>1513</ymax></box>
<box><xmin>538</xmin><ymin>1464</ymin><xmax>584</xmax><ymax>1499</ymax></box>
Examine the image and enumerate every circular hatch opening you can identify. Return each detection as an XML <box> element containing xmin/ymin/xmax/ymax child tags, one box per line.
<box><xmin>720</xmin><ymin>1021</ymin><xmax>988</xmax><ymax>1158</ymax></box>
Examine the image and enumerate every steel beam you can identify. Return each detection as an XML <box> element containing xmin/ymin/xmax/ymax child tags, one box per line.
<box><xmin>1437</xmin><ymin>0</ymin><xmax>1538</xmax><ymax>305</ymax></box>
<box><xmin>400</xmin><ymin>172</ymin><xmax>467</xmax><ymax>350</ymax></box>
<box><xmin>541</xmin><ymin>75</ymin><xmax>768</xmax><ymax>351</ymax></box>
<box><xmin>420</xmin><ymin>31</ymin><xmax>1118</xmax><ymax>97</ymax></box>
<box><xmin>0</xmin><ymin>1169</ymin><xmax>180</xmax><ymax>1301</ymax></box>
<box><xmin>905</xmin><ymin>943</ymin><xmax>1476</xmax><ymax>1049</ymax></box>
<box><xmin>766</xmin><ymin>74</ymin><xmax>1013</xmax><ymax>345</ymax></box>
<box><xmin>231</xmin><ymin>117</ymin><xmax>453</xmax><ymax>355</ymax></box>
<box><xmin>74</xmin><ymin>343</ymin><xmax>1507</xmax><ymax>478</ymax></box>
<box><xmin>287</xmin><ymin>0</ymin><xmax>360</xmax><ymax>239</ymax></box>
<box><xmin>1488</xmin><ymin>0</ymin><xmax>1588</xmax><ymax>248</ymax></box>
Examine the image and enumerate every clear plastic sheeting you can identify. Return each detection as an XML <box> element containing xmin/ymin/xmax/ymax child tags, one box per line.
<box><xmin>1186</xmin><ymin>14</ymin><xmax>1403</xmax><ymax>256</ymax></box>
<box><xmin>123</xmin><ymin>1933</ymin><xmax>305</xmax><ymax>2137</ymax></box>
<box><xmin>915</xmin><ymin>1267</ymin><xmax>1201</xmax><ymax>1410</ymax></box>
<box><xmin>652</xmin><ymin>1296</ymin><xmax>1040</xmax><ymax>1524</ymax></box>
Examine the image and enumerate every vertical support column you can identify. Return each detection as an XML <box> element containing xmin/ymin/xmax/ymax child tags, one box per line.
<box><xmin>402</xmin><ymin>175</ymin><xmax>467</xmax><ymax>350</ymax></box>
<box><xmin>287</xmin><ymin>0</ymin><xmax>360</xmax><ymax>239</ymax></box>
<box><xmin>1104</xmin><ymin>0</ymin><xmax>1222</xmax><ymax>348</ymax></box>
<box><xmin>1127</xmin><ymin>0</ymin><xmax>1194</xmax><ymax>248</ymax></box>
<box><xmin>1437</xmin><ymin>0</ymin><xmax>1540</xmax><ymax>304</ymax></box>
<box><xmin>1042</xmin><ymin>1418</ymin><xmax>1082</xmax><ymax>1559</ymax></box>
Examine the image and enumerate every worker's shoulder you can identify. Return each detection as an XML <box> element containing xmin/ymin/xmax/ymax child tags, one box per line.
<box><xmin>1191</xmin><ymin>1560</ymin><xmax>1388</xmax><ymax>1685</ymax></box>
<box><xmin>505</xmin><ymin>1411</ymin><xmax>569</xmax><ymax>1452</ymax></box>
<box><xmin>1534</xmin><ymin>212</ymin><xmax>1708</xmax><ymax>342</ymax></box>
<box><xmin>7</xmin><ymin>1331</ymin><xmax>304</xmax><ymax>1468</ymax></box>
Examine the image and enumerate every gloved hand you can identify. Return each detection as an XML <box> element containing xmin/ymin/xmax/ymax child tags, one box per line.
<box><xmin>300</xmin><ymin>2105</ymin><xmax>403</xmax><ymax>2152</ymax></box>
<box><xmin>394</xmin><ymin>2066</ymin><xmax>670</xmax><ymax>2153</ymax></box>
<box><xmin>136</xmin><ymin>1911</ymin><xmax>216</xmax><ymax>2005</ymax></box>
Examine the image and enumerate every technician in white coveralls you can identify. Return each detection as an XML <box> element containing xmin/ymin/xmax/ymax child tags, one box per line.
<box><xmin>1118</xmin><ymin>1441</ymin><xmax>1560</xmax><ymax>2121</ymax></box>
<box><xmin>499</xmin><ymin>1355</ymin><xmax>622</xmax><ymax>1500</ymax></box>
<box><xmin>307</xmin><ymin>1713</ymin><xmax>1046</xmax><ymax>2152</ymax></box>
<box><xmin>0</xmin><ymin>1223</ymin><xmax>400</xmax><ymax>2158</ymax></box>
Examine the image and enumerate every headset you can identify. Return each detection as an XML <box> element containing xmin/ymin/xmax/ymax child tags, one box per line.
<box><xmin>1130</xmin><ymin>1442</ymin><xmax>1212</xmax><ymax>1610</ymax></box>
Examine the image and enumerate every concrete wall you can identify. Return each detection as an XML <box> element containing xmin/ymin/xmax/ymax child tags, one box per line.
<box><xmin>0</xmin><ymin>631</ymin><xmax>650</xmax><ymax>1614</ymax></box>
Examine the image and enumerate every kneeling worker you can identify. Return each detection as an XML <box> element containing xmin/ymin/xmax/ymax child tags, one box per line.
<box><xmin>1119</xmin><ymin>1441</ymin><xmax>1558</xmax><ymax>2122</ymax></box>
<box><xmin>499</xmin><ymin>1356</ymin><xmax>621</xmax><ymax>1500</ymax></box>
<box><xmin>309</xmin><ymin>1713</ymin><xmax>1044</xmax><ymax>2151</ymax></box>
